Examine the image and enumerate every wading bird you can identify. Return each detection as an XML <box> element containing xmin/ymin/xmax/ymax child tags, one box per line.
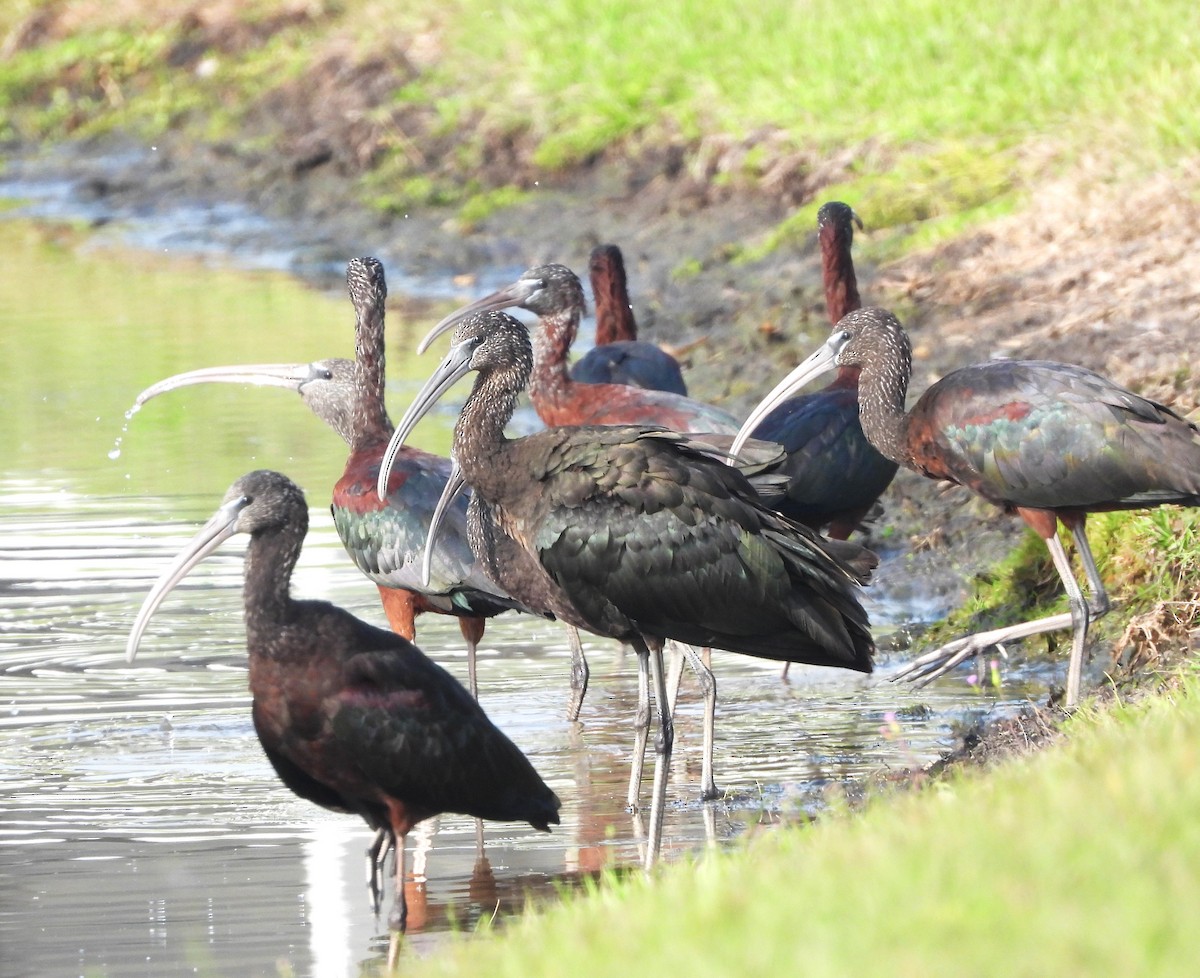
<box><xmin>748</xmin><ymin>202</ymin><xmax>898</xmax><ymax>539</ymax></box>
<box><xmin>570</xmin><ymin>244</ymin><xmax>689</xmax><ymax>396</ymax></box>
<box><xmin>125</xmin><ymin>469</ymin><xmax>561</xmax><ymax>944</ymax></box>
<box><xmin>427</xmin><ymin>262</ymin><xmax>739</xmax><ymax>434</ymax></box>
<box><xmin>133</xmin><ymin>259</ymin><xmax>592</xmax><ymax>716</ymax></box>
<box><xmin>428</xmin><ymin>260</ymin><xmax>739</xmax><ymax>791</ymax></box>
<box><xmin>734</xmin><ymin>306</ymin><xmax>1200</xmax><ymax>707</ymax></box>
<box><xmin>380</xmin><ymin>310</ymin><xmax>876</xmax><ymax>865</ymax></box>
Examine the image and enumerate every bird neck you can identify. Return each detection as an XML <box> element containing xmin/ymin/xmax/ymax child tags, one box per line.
<box><xmin>351</xmin><ymin>313</ymin><xmax>394</xmax><ymax>447</ymax></box>
<box><xmin>241</xmin><ymin>519</ymin><xmax>306</xmax><ymax>645</ymax></box>
<box><xmin>530</xmin><ymin>307</ymin><xmax>579</xmax><ymax>409</ymax></box>
<box><xmin>454</xmin><ymin>368</ymin><xmax>524</xmax><ymax>501</ymax></box>
<box><xmin>820</xmin><ymin>222</ymin><xmax>861</xmax><ymax>323</ymax></box>
<box><xmin>856</xmin><ymin>348</ymin><xmax>914</xmax><ymax>468</ymax></box>
<box><xmin>593</xmin><ymin>273</ymin><xmax>636</xmax><ymax>344</ymax></box>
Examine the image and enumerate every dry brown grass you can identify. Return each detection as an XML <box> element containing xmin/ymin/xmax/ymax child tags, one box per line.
<box><xmin>881</xmin><ymin>159</ymin><xmax>1200</xmax><ymax>409</ymax></box>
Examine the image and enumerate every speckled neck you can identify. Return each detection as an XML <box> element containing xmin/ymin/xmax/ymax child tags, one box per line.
<box><xmin>454</xmin><ymin>362</ymin><xmax>528</xmax><ymax>505</ymax></box>
<box><xmin>529</xmin><ymin>305</ymin><xmax>580</xmax><ymax>416</ymax></box>
<box><xmin>854</xmin><ymin>328</ymin><xmax>914</xmax><ymax>468</ymax></box>
<box><xmin>351</xmin><ymin>303</ymin><xmax>394</xmax><ymax>447</ymax></box>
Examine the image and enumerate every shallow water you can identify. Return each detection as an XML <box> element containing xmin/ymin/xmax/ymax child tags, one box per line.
<box><xmin>0</xmin><ymin>172</ymin><xmax>1055</xmax><ymax>977</ymax></box>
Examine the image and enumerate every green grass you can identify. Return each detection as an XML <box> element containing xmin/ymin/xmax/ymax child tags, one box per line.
<box><xmin>3</xmin><ymin>0</ymin><xmax>1199</xmax><ymax>238</ymax></box>
<box><xmin>928</xmin><ymin>507</ymin><xmax>1200</xmax><ymax>650</ymax></box>
<box><xmin>404</xmin><ymin>668</ymin><xmax>1200</xmax><ymax>977</ymax></box>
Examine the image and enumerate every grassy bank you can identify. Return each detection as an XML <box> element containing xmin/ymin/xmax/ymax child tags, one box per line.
<box><xmin>3</xmin><ymin>1</ymin><xmax>1199</xmax><ymax>239</ymax></box>
<box><xmin>404</xmin><ymin>667</ymin><xmax>1200</xmax><ymax>977</ymax></box>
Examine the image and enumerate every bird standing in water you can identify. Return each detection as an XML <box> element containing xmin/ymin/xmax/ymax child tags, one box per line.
<box><xmin>734</xmin><ymin>306</ymin><xmax>1200</xmax><ymax>707</ymax></box>
<box><xmin>132</xmin><ymin>258</ymin><xmax>594</xmax><ymax>714</ymax></box>
<box><xmin>379</xmin><ymin>310</ymin><xmax>876</xmax><ymax>866</ymax></box>
<box><xmin>125</xmin><ymin>470</ymin><xmax>561</xmax><ymax>946</ymax></box>
<box><xmin>428</xmin><ymin>260</ymin><xmax>740</xmax><ymax>797</ymax></box>
<box><xmin>570</xmin><ymin>244</ymin><xmax>689</xmax><ymax>396</ymax></box>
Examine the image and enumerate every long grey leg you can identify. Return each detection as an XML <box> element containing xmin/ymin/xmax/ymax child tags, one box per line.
<box><xmin>627</xmin><ymin>644</ymin><xmax>651</xmax><ymax>810</ymax></box>
<box><xmin>565</xmin><ymin>625</ymin><xmax>590</xmax><ymax>722</ymax></box>
<box><xmin>1045</xmin><ymin>531</ymin><xmax>1091</xmax><ymax>708</ymax></box>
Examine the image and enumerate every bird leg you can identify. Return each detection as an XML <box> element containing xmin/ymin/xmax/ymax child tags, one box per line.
<box><xmin>388</xmin><ymin>830</ymin><xmax>408</xmax><ymax>933</ymax></box>
<box><xmin>626</xmin><ymin>645</ymin><xmax>652</xmax><ymax>811</ymax></box>
<box><xmin>681</xmin><ymin>648</ymin><xmax>715</xmax><ymax>801</ymax></box>
<box><xmin>663</xmin><ymin>642</ymin><xmax>719</xmax><ymax>800</ymax></box>
<box><xmin>366</xmin><ymin>828</ymin><xmax>393</xmax><ymax>916</ymax></box>
<box><xmin>1064</xmin><ymin>514</ymin><xmax>1111</xmax><ymax>619</ymax></box>
<box><xmin>683</xmin><ymin>645</ymin><xmax>719</xmax><ymax>801</ymax></box>
<box><xmin>891</xmin><ymin>612</ymin><xmax>1076</xmax><ymax>685</ymax></box>
<box><xmin>564</xmin><ymin>625</ymin><xmax>590</xmax><ymax>722</ymax></box>
<box><xmin>894</xmin><ymin>521</ymin><xmax>1105</xmax><ymax>708</ymax></box>
<box><xmin>1049</xmin><ymin>522</ymin><xmax>1094</xmax><ymax>709</ymax></box>
<box><xmin>664</xmin><ymin>642</ymin><xmax>719</xmax><ymax>798</ymax></box>
<box><xmin>666</xmin><ymin>641</ymin><xmax>687</xmax><ymax>715</ymax></box>
<box><xmin>376</xmin><ymin>586</ymin><xmax>417</xmax><ymax>640</ymax></box>
<box><xmin>643</xmin><ymin>638</ymin><xmax>674</xmax><ymax>871</ymax></box>
<box><xmin>457</xmin><ymin>615</ymin><xmax>486</xmax><ymax>700</ymax></box>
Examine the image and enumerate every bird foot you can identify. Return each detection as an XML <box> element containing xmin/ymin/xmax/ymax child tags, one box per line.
<box><xmin>891</xmin><ymin>635</ymin><xmax>1009</xmax><ymax>686</ymax></box>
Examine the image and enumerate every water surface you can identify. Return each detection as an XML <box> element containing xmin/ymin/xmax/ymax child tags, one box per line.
<box><xmin>0</xmin><ymin>201</ymin><xmax>1050</xmax><ymax>977</ymax></box>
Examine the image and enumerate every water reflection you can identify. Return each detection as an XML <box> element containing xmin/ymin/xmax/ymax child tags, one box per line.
<box><xmin>0</xmin><ymin>202</ymin><xmax>1051</xmax><ymax>977</ymax></box>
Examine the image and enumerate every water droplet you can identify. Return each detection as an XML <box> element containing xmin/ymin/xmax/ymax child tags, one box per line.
<box><xmin>108</xmin><ymin>448</ymin><xmax>121</xmax><ymax>460</ymax></box>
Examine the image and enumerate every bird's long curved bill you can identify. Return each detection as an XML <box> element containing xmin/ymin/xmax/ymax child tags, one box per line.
<box><xmin>422</xmin><ymin>459</ymin><xmax>468</xmax><ymax>588</ymax></box>
<box><xmin>134</xmin><ymin>363</ymin><xmax>318</xmax><ymax>409</ymax></box>
<box><xmin>417</xmin><ymin>281</ymin><xmax>534</xmax><ymax>355</ymax></box>
<box><xmin>730</xmin><ymin>340</ymin><xmax>842</xmax><ymax>456</ymax></box>
<box><xmin>377</xmin><ymin>338</ymin><xmax>477</xmax><ymax>500</ymax></box>
<box><xmin>125</xmin><ymin>495</ymin><xmax>249</xmax><ymax>662</ymax></box>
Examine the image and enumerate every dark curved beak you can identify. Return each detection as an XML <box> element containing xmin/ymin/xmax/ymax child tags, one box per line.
<box><xmin>422</xmin><ymin>459</ymin><xmax>468</xmax><ymax>588</ymax></box>
<box><xmin>418</xmin><ymin>279</ymin><xmax>538</xmax><ymax>355</ymax></box>
<box><xmin>850</xmin><ymin>208</ymin><xmax>864</xmax><ymax>232</ymax></box>
<box><xmin>134</xmin><ymin>363</ymin><xmax>324</xmax><ymax>410</ymax></box>
<box><xmin>377</xmin><ymin>336</ymin><xmax>479</xmax><ymax>499</ymax></box>
<box><xmin>125</xmin><ymin>494</ymin><xmax>250</xmax><ymax>662</ymax></box>
<box><xmin>731</xmin><ymin>336</ymin><xmax>843</xmax><ymax>456</ymax></box>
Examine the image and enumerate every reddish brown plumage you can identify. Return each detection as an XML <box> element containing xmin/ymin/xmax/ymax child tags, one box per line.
<box><xmin>434</xmin><ymin>263</ymin><xmax>736</xmax><ymax>434</ymax></box>
<box><xmin>127</xmin><ymin>470</ymin><xmax>561</xmax><ymax>934</ymax></box>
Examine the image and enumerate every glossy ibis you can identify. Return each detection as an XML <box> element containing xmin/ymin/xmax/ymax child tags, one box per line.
<box><xmin>380</xmin><ymin>310</ymin><xmax>876</xmax><ymax>865</ymax></box>
<box><xmin>125</xmin><ymin>469</ymin><xmax>561</xmax><ymax>938</ymax></box>
<box><xmin>569</xmin><ymin>244</ymin><xmax>689</xmax><ymax>396</ymax></box>
<box><xmin>748</xmin><ymin>202</ymin><xmax>898</xmax><ymax>540</ymax></box>
<box><xmin>427</xmin><ymin>260</ymin><xmax>737</xmax><ymax>787</ymax></box>
<box><xmin>427</xmin><ymin>262</ymin><xmax>739</xmax><ymax>434</ymax></box>
<box><xmin>734</xmin><ymin>306</ymin><xmax>1200</xmax><ymax>707</ymax></box>
<box><xmin>132</xmin><ymin>258</ymin><xmax>595</xmax><ymax>716</ymax></box>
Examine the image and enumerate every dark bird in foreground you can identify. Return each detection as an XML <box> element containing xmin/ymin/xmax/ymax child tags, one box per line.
<box><xmin>380</xmin><ymin>310</ymin><xmax>876</xmax><ymax>865</ymax></box>
<box><xmin>427</xmin><ymin>262</ymin><xmax>739</xmax><ymax>434</ymax></box>
<box><xmin>132</xmin><ymin>258</ymin><xmax>584</xmax><ymax>711</ymax></box>
<box><xmin>748</xmin><ymin>202</ymin><xmax>898</xmax><ymax>539</ymax></box>
<box><xmin>734</xmin><ymin>306</ymin><xmax>1200</xmax><ymax>707</ymax></box>
<box><xmin>125</xmin><ymin>470</ymin><xmax>561</xmax><ymax>939</ymax></box>
<box><xmin>569</xmin><ymin>244</ymin><xmax>689</xmax><ymax>396</ymax></box>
